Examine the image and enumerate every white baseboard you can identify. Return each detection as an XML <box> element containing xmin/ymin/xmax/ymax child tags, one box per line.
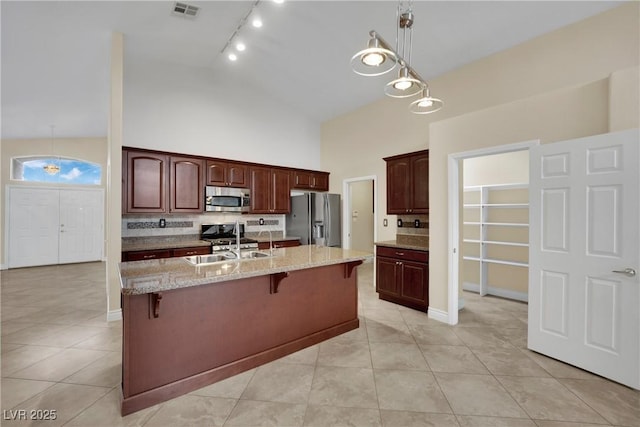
<box><xmin>427</xmin><ymin>307</ymin><xmax>449</xmax><ymax>324</ymax></box>
<box><xmin>463</xmin><ymin>282</ymin><xmax>528</xmax><ymax>302</ymax></box>
<box><xmin>107</xmin><ymin>309</ymin><xmax>122</xmax><ymax>322</ymax></box>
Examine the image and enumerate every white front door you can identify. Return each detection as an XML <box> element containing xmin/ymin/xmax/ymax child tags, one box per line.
<box><xmin>7</xmin><ymin>187</ymin><xmax>104</xmax><ymax>268</ymax></box>
<box><xmin>528</xmin><ymin>128</ymin><xmax>639</xmax><ymax>389</ymax></box>
<box><xmin>8</xmin><ymin>188</ymin><xmax>60</xmax><ymax>268</ymax></box>
<box><xmin>58</xmin><ymin>189</ymin><xmax>104</xmax><ymax>264</ymax></box>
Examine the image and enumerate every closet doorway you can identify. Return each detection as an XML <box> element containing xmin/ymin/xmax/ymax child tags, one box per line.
<box><xmin>462</xmin><ymin>151</ymin><xmax>530</xmax><ymax>303</ymax></box>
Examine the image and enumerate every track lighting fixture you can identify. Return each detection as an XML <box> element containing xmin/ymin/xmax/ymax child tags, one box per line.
<box><xmin>350</xmin><ymin>1</ymin><xmax>443</xmax><ymax>114</ymax></box>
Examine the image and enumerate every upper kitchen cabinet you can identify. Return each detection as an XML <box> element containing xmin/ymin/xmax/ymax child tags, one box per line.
<box><xmin>206</xmin><ymin>160</ymin><xmax>248</xmax><ymax>188</ymax></box>
<box><xmin>124</xmin><ymin>149</ymin><xmax>168</xmax><ymax>214</ymax></box>
<box><xmin>291</xmin><ymin>170</ymin><xmax>329</xmax><ymax>191</ymax></box>
<box><xmin>384</xmin><ymin>150</ymin><xmax>429</xmax><ymax>214</ymax></box>
<box><xmin>170</xmin><ymin>156</ymin><xmax>204</xmax><ymax>213</ymax></box>
<box><xmin>250</xmin><ymin>166</ymin><xmax>291</xmax><ymax>214</ymax></box>
<box><xmin>123</xmin><ymin>148</ymin><xmax>204</xmax><ymax>214</ymax></box>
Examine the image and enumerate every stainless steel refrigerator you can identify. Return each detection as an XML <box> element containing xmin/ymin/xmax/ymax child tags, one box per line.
<box><xmin>286</xmin><ymin>193</ymin><xmax>341</xmax><ymax>247</ymax></box>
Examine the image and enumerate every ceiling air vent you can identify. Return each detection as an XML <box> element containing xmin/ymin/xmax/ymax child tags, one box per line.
<box><xmin>172</xmin><ymin>2</ymin><xmax>200</xmax><ymax>18</ymax></box>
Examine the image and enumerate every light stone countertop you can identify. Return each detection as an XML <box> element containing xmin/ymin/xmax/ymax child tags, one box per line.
<box><xmin>375</xmin><ymin>240</ymin><xmax>429</xmax><ymax>251</ymax></box>
<box><xmin>119</xmin><ymin>245</ymin><xmax>373</xmax><ymax>296</ymax></box>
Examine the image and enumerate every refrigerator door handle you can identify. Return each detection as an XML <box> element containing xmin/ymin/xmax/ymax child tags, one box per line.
<box><xmin>325</xmin><ymin>195</ymin><xmax>330</xmax><ymax>246</ymax></box>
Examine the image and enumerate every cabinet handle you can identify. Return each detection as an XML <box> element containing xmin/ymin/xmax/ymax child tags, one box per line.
<box><xmin>395</xmin><ymin>252</ymin><xmax>405</xmax><ymax>256</ymax></box>
<box><xmin>186</xmin><ymin>251</ymin><xmax>197</xmax><ymax>255</ymax></box>
<box><xmin>143</xmin><ymin>255</ymin><xmax>156</xmax><ymax>259</ymax></box>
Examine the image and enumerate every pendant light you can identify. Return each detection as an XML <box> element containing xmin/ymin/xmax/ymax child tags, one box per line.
<box><xmin>409</xmin><ymin>87</ymin><xmax>443</xmax><ymax>114</ymax></box>
<box><xmin>350</xmin><ymin>1</ymin><xmax>443</xmax><ymax>114</ymax></box>
<box><xmin>43</xmin><ymin>125</ymin><xmax>60</xmax><ymax>175</ymax></box>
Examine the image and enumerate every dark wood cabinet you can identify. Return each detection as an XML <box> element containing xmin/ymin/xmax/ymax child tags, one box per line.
<box><xmin>123</xmin><ymin>249</ymin><xmax>172</xmax><ymax>262</ymax></box>
<box><xmin>170</xmin><ymin>156</ymin><xmax>204</xmax><ymax>213</ymax></box>
<box><xmin>257</xmin><ymin>239</ymin><xmax>300</xmax><ymax>250</ymax></box>
<box><xmin>384</xmin><ymin>150</ymin><xmax>429</xmax><ymax>214</ymax></box>
<box><xmin>124</xmin><ymin>149</ymin><xmax>204</xmax><ymax>214</ymax></box>
<box><xmin>206</xmin><ymin>160</ymin><xmax>248</xmax><ymax>188</ymax></box>
<box><xmin>250</xmin><ymin>166</ymin><xmax>291</xmax><ymax>214</ymax></box>
<box><xmin>123</xmin><ymin>245</ymin><xmax>211</xmax><ymax>262</ymax></box>
<box><xmin>376</xmin><ymin>245</ymin><xmax>429</xmax><ymax>311</ymax></box>
<box><xmin>124</xmin><ymin>150</ymin><xmax>168</xmax><ymax>214</ymax></box>
<box><xmin>291</xmin><ymin>170</ymin><xmax>329</xmax><ymax>191</ymax></box>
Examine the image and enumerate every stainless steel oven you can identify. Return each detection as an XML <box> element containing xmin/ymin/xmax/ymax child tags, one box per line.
<box><xmin>205</xmin><ymin>186</ymin><xmax>250</xmax><ymax>212</ymax></box>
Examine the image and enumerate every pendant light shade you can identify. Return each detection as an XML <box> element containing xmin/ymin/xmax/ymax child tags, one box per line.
<box><xmin>409</xmin><ymin>87</ymin><xmax>443</xmax><ymax>114</ymax></box>
<box><xmin>384</xmin><ymin>66</ymin><xmax>424</xmax><ymax>98</ymax></box>
<box><xmin>350</xmin><ymin>35</ymin><xmax>398</xmax><ymax>76</ymax></box>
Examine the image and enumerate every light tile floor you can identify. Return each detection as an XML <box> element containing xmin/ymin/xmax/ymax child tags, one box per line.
<box><xmin>1</xmin><ymin>261</ymin><xmax>639</xmax><ymax>426</ymax></box>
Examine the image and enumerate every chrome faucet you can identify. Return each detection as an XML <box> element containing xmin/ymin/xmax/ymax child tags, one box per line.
<box><xmin>258</xmin><ymin>228</ymin><xmax>273</xmax><ymax>255</ymax></box>
<box><xmin>233</xmin><ymin>219</ymin><xmax>241</xmax><ymax>259</ymax></box>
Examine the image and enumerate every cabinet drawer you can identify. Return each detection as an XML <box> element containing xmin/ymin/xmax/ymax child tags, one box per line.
<box><xmin>124</xmin><ymin>249</ymin><xmax>171</xmax><ymax>261</ymax></box>
<box><xmin>376</xmin><ymin>246</ymin><xmax>428</xmax><ymax>263</ymax></box>
<box><xmin>172</xmin><ymin>246</ymin><xmax>211</xmax><ymax>257</ymax></box>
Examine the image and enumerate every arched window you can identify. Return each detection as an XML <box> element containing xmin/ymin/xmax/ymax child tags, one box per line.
<box><xmin>11</xmin><ymin>156</ymin><xmax>102</xmax><ymax>185</ymax></box>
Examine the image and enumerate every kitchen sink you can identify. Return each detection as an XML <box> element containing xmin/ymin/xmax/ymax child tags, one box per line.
<box><xmin>239</xmin><ymin>251</ymin><xmax>271</xmax><ymax>259</ymax></box>
<box><xmin>183</xmin><ymin>250</ymin><xmax>272</xmax><ymax>266</ymax></box>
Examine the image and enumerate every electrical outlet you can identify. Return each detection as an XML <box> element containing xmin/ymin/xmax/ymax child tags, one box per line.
<box><xmin>383</xmin><ymin>218</ymin><xmax>388</xmax><ymax>227</ymax></box>
<box><xmin>159</xmin><ymin>218</ymin><xmax>166</xmax><ymax>228</ymax></box>
<box><xmin>259</xmin><ymin>218</ymin><xmax>265</xmax><ymax>225</ymax></box>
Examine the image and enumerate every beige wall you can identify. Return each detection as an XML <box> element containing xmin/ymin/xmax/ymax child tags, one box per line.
<box><xmin>0</xmin><ymin>138</ymin><xmax>108</xmax><ymax>267</ymax></box>
<box><xmin>321</xmin><ymin>3</ymin><xmax>639</xmax><ymax>316</ymax></box>
<box><xmin>463</xmin><ymin>151</ymin><xmax>529</xmax><ymax>187</ymax></box>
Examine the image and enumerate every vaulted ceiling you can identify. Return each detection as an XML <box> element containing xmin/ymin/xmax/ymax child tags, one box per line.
<box><xmin>1</xmin><ymin>1</ymin><xmax>624</xmax><ymax>139</ymax></box>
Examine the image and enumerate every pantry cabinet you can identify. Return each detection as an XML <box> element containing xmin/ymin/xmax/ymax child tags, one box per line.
<box><xmin>384</xmin><ymin>150</ymin><xmax>429</xmax><ymax>214</ymax></box>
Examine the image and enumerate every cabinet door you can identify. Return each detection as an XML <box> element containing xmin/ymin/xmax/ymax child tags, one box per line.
<box><xmin>386</xmin><ymin>158</ymin><xmax>411</xmax><ymax>214</ymax></box>
<box><xmin>249</xmin><ymin>166</ymin><xmax>272</xmax><ymax>213</ymax></box>
<box><xmin>206</xmin><ymin>160</ymin><xmax>227</xmax><ymax>186</ymax></box>
<box><xmin>400</xmin><ymin>260</ymin><xmax>428</xmax><ymax>308</ymax></box>
<box><xmin>292</xmin><ymin>170</ymin><xmax>312</xmax><ymax>189</ymax></box>
<box><xmin>126</xmin><ymin>151</ymin><xmax>168</xmax><ymax>213</ymax></box>
<box><xmin>272</xmin><ymin>169</ymin><xmax>291</xmax><ymax>213</ymax></box>
<box><xmin>124</xmin><ymin>249</ymin><xmax>171</xmax><ymax>261</ymax></box>
<box><xmin>312</xmin><ymin>173</ymin><xmax>329</xmax><ymax>191</ymax></box>
<box><xmin>376</xmin><ymin>256</ymin><xmax>400</xmax><ymax>296</ymax></box>
<box><xmin>411</xmin><ymin>153</ymin><xmax>429</xmax><ymax>213</ymax></box>
<box><xmin>170</xmin><ymin>156</ymin><xmax>204</xmax><ymax>213</ymax></box>
<box><xmin>227</xmin><ymin>163</ymin><xmax>248</xmax><ymax>188</ymax></box>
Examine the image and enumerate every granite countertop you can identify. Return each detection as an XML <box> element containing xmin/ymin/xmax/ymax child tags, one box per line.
<box><xmin>122</xmin><ymin>235</ymin><xmax>210</xmax><ymax>252</ymax></box>
<box><xmin>375</xmin><ymin>240</ymin><xmax>429</xmax><ymax>251</ymax></box>
<box><xmin>119</xmin><ymin>245</ymin><xmax>373</xmax><ymax>295</ymax></box>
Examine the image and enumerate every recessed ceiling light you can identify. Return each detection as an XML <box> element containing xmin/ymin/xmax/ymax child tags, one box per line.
<box><xmin>252</xmin><ymin>18</ymin><xmax>263</xmax><ymax>28</ymax></box>
<box><xmin>273</xmin><ymin>0</ymin><xmax>284</xmax><ymax>4</ymax></box>
<box><xmin>228</xmin><ymin>53</ymin><xmax>237</xmax><ymax>61</ymax></box>
<box><xmin>236</xmin><ymin>42</ymin><xmax>246</xmax><ymax>52</ymax></box>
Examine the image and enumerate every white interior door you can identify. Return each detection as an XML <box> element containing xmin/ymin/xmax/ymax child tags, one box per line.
<box><xmin>528</xmin><ymin>128</ymin><xmax>639</xmax><ymax>389</ymax></box>
<box><xmin>58</xmin><ymin>189</ymin><xmax>104</xmax><ymax>264</ymax></box>
<box><xmin>8</xmin><ymin>187</ymin><xmax>60</xmax><ymax>268</ymax></box>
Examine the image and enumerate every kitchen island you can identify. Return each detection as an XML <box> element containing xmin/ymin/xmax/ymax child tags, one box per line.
<box><xmin>118</xmin><ymin>245</ymin><xmax>372</xmax><ymax>415</ymax></box>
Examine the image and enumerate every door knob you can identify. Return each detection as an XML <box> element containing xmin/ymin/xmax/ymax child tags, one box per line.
<box><xmin>612</xmin><ymin>268</ymin><xmax>636</xmax><ymax>277</ymax></box>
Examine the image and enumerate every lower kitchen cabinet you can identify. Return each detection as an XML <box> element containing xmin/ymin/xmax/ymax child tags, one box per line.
<box><xmin>257</xmin><ymin>239</ymin><xmax>300</xmax><ymax>250</ymax></box>
<box><xmin>122</xmin><ymin>246</ymin><xmax>210</xmax><ymax>262</ymax></box>
<box><xmin>375</xmin><ymin>245</ymin><xmax>429</xmax><ymax>311</ymax></box>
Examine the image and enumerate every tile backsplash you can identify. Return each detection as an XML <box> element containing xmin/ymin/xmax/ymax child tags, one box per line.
<box><xmin>122</xmin><ymin>214</ymin><xmax>284</xmax><ymax>238</ymax></box>
<box><xmin>396</xmin><ymin>214</ymin><xmax>429</xmax><ymax>247</ymax></box>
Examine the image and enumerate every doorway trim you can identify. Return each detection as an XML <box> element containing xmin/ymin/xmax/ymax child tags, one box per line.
<box><xmin>342</xmin><ymin>175</ymin><xmax>378</xmax><ymax>251</ymax></box>
<box><xmin>447</xmin><ymin>140</ymin><xmax>539</xmax><ymax>325</ymax></box>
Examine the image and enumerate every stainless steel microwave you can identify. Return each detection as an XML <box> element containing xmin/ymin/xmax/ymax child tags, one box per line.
<box><xmin>205</xmin><ymin>186</ymin><xmax>251</xmax><ymax>212</ymax></box>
